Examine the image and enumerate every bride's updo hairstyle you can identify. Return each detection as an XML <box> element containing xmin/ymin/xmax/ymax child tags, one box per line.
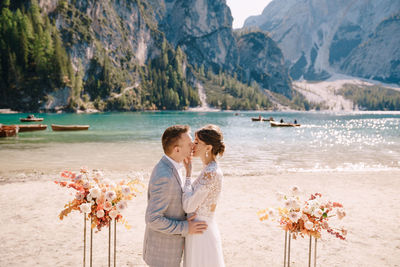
<box><xmin>196</xmin><ymin>124</ymin><xmax>225</xmax><ymax>157</ymax></box>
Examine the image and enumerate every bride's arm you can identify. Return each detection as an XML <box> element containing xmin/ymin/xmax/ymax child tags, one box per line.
<box><xmin>182</xmin><ymin>171</ymin><xmax>214</xmax><ymax>213</ymax></box>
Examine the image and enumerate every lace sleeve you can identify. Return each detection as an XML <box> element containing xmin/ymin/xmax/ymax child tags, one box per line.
<box><xmin>182</xmin><ymin>167</ymin><xmax>218</xmax><ymax>213</ymax></box>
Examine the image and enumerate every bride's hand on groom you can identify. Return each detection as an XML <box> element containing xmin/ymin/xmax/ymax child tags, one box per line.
<box><xmin>183</xmin><ymin>156</ymin><xmax>192</xmax><ymax>178</ymax></box>
<box><xmin>187</xmin><ymin>214</ymin><xmax>207</xmax><ymax>234</ymax></box>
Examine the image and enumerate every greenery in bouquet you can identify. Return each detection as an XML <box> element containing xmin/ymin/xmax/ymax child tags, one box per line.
<box><xmin>258</xmin><ymin>186</ymin><xmax>347</xmax><ymax>240</ymax></box>
<box><xmin>55</xmin><ymin>167</ymin><xmax>145</xmax><ymax>231</ymax></box>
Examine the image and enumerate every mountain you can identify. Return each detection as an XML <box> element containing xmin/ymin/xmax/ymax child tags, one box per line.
<box><xmin>0</xmin><ymin>0</ymin><xmax>292</xmax><ymax>112</ymax></box>
<box><xmin>153</xmin><ymin>0</ymin><xmax>292</xmax><ymax>97</ymax></box>
<box><xmin>244</xmin><ymin>0</ymin><xmax>400</xmax><ymax>85</ymax></box>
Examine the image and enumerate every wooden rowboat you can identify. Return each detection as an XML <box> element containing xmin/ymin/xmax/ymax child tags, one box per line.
<box><xmin>17</xmin><ymin>124</ymin><xmax>47</xmax><ymax>132</ymax></box>
<box><xmin>51</xmin><ymin>124</ymin><xmax>90</xmax><ymax>131</ymax></box>
<box><xmin>270</xmin><ymin>121</ymin><xmax>301</xmax><ymax>127</ymax></box>
<box><xmin>251</xmin><ymin>117</ymin><xmax>263</xmax><ymax>121</ymax></box>
<box><xmin>252</xmin><ymin>116</ymin><xmax>274</xmax><ymax>122</ymax></box>
<box><xmin>0</xmin><ymin>125</ymin><xmax>19</xmax><ymax>137</ymax></box>
<box><xmin>20</xmin><ymin>118</ymin><xmax>44</xmax><ymax>122</ymax></box>
<box><xmin>20</xmin><ymin>114</ymin><xmax>44</xmax><ymax>122</ymax></box>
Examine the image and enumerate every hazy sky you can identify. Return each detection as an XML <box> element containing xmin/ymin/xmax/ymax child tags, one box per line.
<box><xmin>226</xmin><ymin>0</ymin><xmax>272</xmax><ymax>29</ymax></box>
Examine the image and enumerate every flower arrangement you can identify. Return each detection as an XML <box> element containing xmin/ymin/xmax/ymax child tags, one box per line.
<box><xmin>258</xmin><ymin>186</ymin><xmax>347</xmax><ymax>240</ymax></box>
<box><xmin>55</xmin><ymin>167</ymin><xmax>145</xmax><ymax>231</ymax></box>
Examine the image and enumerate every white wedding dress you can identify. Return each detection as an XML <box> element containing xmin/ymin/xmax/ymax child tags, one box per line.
<box><xmin>182</xmin><ymin>161</ymin><xmax>225</xmax><ymax>267</ymax></box>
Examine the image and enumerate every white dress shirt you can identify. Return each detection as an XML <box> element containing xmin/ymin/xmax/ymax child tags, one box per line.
<box><xmin>164</xmin><ymin>155</ymin><xmax>185</xmax><ymax>187</ymax></box>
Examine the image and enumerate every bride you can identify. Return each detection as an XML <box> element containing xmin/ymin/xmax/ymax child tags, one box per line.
<box><xmin>182</xmin><ymin>124</ymin><xmax>225</xmax><ymax>267</ymax></box>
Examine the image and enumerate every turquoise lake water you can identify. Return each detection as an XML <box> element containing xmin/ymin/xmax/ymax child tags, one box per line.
<box><xmin>1</xmin><ymin>111</ymin><xmax>400</xmax><ymax>175</ymax></box>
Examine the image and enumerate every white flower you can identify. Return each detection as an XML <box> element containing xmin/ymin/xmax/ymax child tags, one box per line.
<box><xmin>117</xmin><ymin>201</ymin><xmax>127</xmax><ymax>211</ymax></box>
<box><xmin>301</xmin><ymin>214</ymin><xmax>308</xmax><ymax>221</ymax></box>
<box><xmin>122</xmin><ymin>185</ymin><xmax>131</xmax><ymax>195</ymax></box>
<box><xmin>80</xmin><ymin>203</ymin><xmax>91</xmax><ymax>213</ymax></box>
<box><xmin>284</xmin><ymin>199</ymin><xmax>292</xmax><ymax>209</ymax></box>
<box><xmin>285</xmin><ymin>198</ymin><xmax>300</xmax><ymax>210</ymax></box>
<box><xmin>313</xmin><ymin>209</ymin><xmax>324</xmax><ymax>218</ymax></box>
<box><xmin>86</xmin><ymin>193</ymin><xmax>92</xmax><ymax>201</ymax></box>
<box><xmin>290</xmin><ymin>199</ymin><xmax>300</xmax><ymax>210</ymax></box>
<box><xmin>109</xmin><ymin>209</ymin><xmax>119</xmax><ymax>219</ymax></box>
<box><xmin>104</xmin><ymin>201</ymin><xmax>113</xmax><ymax>211</ymax></box>
<box><xmin>105</xmin><ymin>191</ymin><xmax>116</xmax><ymax>201</ymax></box>
<box><xmin>94</xmin><ymin>170</ymin><xmax>104</xmax><ymax>179</ymax></box>
<box><xmin>303</xmin><ymin>204</ymin><xmax>312</xmax><ymax>214</ymax></box>
<box><xmin>304</xmin><ymin>220</ymin><xmax>314</xmax><ymax>230</ymax></box>
<box><xmin>89</xmin><ymin>187</ymin><xmax>101</xmax><ymax>198</ymax></box>
<box><xmin>96</xmin><ymin>210</ymin><xmax>104</xmax><ymax>218</ymax></box>
<box><xmin>288</xmin><ymin>211</ymin><xmax>301</xmax><ymax>223</ymax></box>
<box><xmin>290</xmin><ymin>186</ymin><xmax>301</xmax><ymax>196</ymax></box>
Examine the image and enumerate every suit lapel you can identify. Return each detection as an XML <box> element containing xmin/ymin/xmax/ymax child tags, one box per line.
<box><xmin>161</xmin><ymin>156</ymin><xmax>183</xmax><ymax>191</ymax></box>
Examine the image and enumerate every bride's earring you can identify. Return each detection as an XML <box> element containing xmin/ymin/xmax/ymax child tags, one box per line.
<box><xmin>206</xmin><ymin>151</ymin><xmax>209</xmax><ymax>158</ymax></box>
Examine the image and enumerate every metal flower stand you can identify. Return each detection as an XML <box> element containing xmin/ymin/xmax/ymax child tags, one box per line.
<box><xmin>83</xmin><ymin>214</ymin><xmax>117</xmax><ymax>267</ymax></box>
<box><xmin>283</xmin><ymin>231</ymin><xmax>318</xmax><ymax>267</ymax></box>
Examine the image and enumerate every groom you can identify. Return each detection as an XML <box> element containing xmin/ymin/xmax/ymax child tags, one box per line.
<box><xmin>143</xmin><ymin>125</ymin><xmax>208</xmax><ymax>267</ymax></box>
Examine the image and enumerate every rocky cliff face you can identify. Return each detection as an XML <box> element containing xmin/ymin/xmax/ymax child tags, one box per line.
<box><xmin>36</xmin><ymin>0</ymin><xmax>292</xmax><ymax>107</ymax></box>
<box><xmin>236</xmin><ymin>31</ymin><xmax>292</xmax><ymax>98</ymax></box>
<box><xmin>47</xmin><ymin>0</ymin><xmax>161</xmax><ymax>76</ymax></box>
<box><xmin>244</xmin><ymin>0</ymin><xmax>400</xmax><ymax>84</ymax></box>
<box><xmin>155</xmin><ymin>0</ymin><xmax>238</xmax><ymax>72</ymax></box>
<box><xmin>154</xmin><ymin>0</ymin><xmax>292</xmax><ymax>96</ymax></box>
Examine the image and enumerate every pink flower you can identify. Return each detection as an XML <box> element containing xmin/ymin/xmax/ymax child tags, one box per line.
<box><xmin>89</xmin><ymin>187</ymin><xmax>101</xmax><ymax>198</ymax></box>
<box><xmin>109</xmin><ymin>209</ymin><xmax>119</xmax><ymax>219</ymax></box>
<box><xmin>304</xmin><ymin>221</ymin><xmax>314</xmax><ymax>230</ymax></box>
<box><xmin>313</xmin><ymin>209</ymin><xmax>323</xmax><ymax>218</ymax></box>
<box><xmin>80</xmin><ymin>203</ymin><xmax>91</xmax><ymax>213</ymax></box>
<box><xmin>117</xmin><ymin>201</ymin><xmax>127</xmax><ymax>211</ymax></box>
<box><xmin>96</xmin><ymin>210</ymin><xmax>105</xmax><ymax>218</ymax></box>
<box><xmin>288</xmin><ymin>211</ymin><xmax>301</xmax><ymax>223</ymax></box>
<box><xmin>122</xmin><ymin>186</ymin><xmax>131</xmax><ymax>195</ymax></box>
<box><xmin>104</xmin><ymin>201</ymin><xmax>113</xmax><ymax>211</ymax></box>
<box><xmin>105</xmin><ymin>191</ymin><xmax>116</xmax><ymax>201</ymax></box>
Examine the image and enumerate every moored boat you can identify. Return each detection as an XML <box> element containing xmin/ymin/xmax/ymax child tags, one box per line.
<box><xmin>251</xmin><ymin>117</ymin><xmax>263</xmax><ymax>121</ymax></box>
<box><xmin>270</xmin><ymin>121</ymin><xmax>301</xmax><ymax>127</ymax></box>
<box><xmin>262</xmin><ymin>117</ymin><xmax>274</xmax><ymax>122</ymax></box>
<box><xmin>51</xmin><ymin>124</ymin><xmax>90</xmax><ymax>131</ymax></box>
<box><xmin>20</xmin><ymin>114</ymin><xmax>44</xmax><ymax>122</ymax></box>
<box><xmin>17</xmin><ymin>124</ymin><xmax>47</xmax><ymax>132</ymax></box>
<box><xmin>0</xmin><ymin>124</ymin><xmax>19</xmax><ymax>137</ymax></box>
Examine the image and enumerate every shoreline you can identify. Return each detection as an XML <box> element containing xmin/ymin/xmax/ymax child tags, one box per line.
<box><xmin>0</xmin><ymin>170</ymin><xmax>399</xmax><ymax>266</ymax></box>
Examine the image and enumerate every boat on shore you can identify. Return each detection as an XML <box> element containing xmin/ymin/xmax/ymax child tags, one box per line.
<box><xmin>0</xmin><ymin>124</ymin><xmax>19</xmax><ymax>137</ymax></box>
<box><xmin>17</xmin><ymin>124</ymin><xmax>47</xmax><ymax>132</ymax></box>
<box><xmin>270</xmin><ymin>121</ymin><xmax>301</xmax><ymax>127</ymax></box>
<box><xmin>51</xmin><ymin>124</ymin><xmax>90</xmax><ymax>131</ymax></box>
<box><xmin>20</xmin><ymin>114</ymin><xmax>44</xmax><ymax>122</ymax></box>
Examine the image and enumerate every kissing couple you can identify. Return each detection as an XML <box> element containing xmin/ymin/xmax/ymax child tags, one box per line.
<box><xmin>143</xmin><ymin>124</ymin><xmax>226</xmax><ymax>267</ymax></box>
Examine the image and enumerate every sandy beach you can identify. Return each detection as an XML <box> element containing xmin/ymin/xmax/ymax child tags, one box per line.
<box><xmin>1</xmin><ymin>168</ymin><xmax>399</xmax><ymax>267</ymax></box>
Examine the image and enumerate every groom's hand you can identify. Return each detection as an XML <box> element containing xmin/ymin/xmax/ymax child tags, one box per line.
<box><xmin>187</xmin><ymin>214</ymin><xmax>207</xmax><ymax>234</ymax></box>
